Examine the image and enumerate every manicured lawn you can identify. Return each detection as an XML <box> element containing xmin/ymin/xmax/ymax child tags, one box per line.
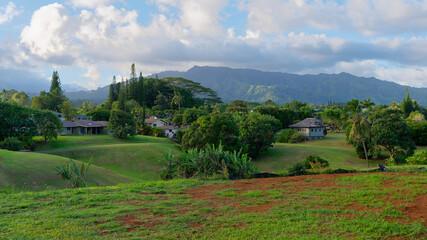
<box><xmin>0</xmin><ymin>172</ymin><xmax>425</xmax><ymax>239</ymax></box>
<box><xmin>42</xmin><ymin>143</ymin><xmax>180</xmax><ymax>181</ymax></box>
<box><xmin>255</xmin><ymin>134</ymin><xmax>379</xmax><ymax>173</ymax></box>
<box><xmin>34</xmin><ymin>135</ymin><xmax>171</xmax><ymax>151</ymax></box>
<box><xmin>0</xmin><ymin>150</ymin><xmax>133</xmax><ymax>192</ymax></box>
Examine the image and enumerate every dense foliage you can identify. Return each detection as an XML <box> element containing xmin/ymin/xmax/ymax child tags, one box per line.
<box><xmin>288</xmin><ymin>154</ymin><xmax>329</xmax><ymax>175</ymax></box>
<box><xmin>161</xmin><ymin>144</ymin><xmax>257</xmax><ymax>180</ymax></box>
<box><xmin>109</xmin><ymin>110</ymin><xmax>136</xmax><ymax>139</ymax></box>
<box><xmin>405</xmin><ymin>150</ymin><xmax>427</xmax><ymax>165</ymax></box>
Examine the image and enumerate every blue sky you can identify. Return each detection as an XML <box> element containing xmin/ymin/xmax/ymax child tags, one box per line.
<box><xmin>1</xmin><ymin>0</ymin><xmax>427</xmax><ymax>92</ymax></box>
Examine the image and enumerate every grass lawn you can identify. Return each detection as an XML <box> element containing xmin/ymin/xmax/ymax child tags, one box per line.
<box><xmin>0</xmin><ymin>150</ymin><xmax>133</xmax><ymax>192</ymax></box>
<box><xmin>0</xmin><ymin>172</ymin><xmax>425</xmax><ymax>239</ymax></box>
<box><xmin>255</xmin><ymin>134</ymin><xmax>380</xmax><ymax>173</ymax></box>
<box><xmin>41</xmin><ymin>143</ymin><xmax>180</xmax><ymax>181</ymax></box>
<box><xmin>34</xmin><ymin>135</ymin><xmax>171</xmax><ymax>151</ymax></box>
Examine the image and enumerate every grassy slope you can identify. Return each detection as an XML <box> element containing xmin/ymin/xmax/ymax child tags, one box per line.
<box><xmin>255</xmin><ymin>134</ymin><xmax>379</xmax><ymax>173</ymax></box>
<box><xmin>42</xmin><ymin>143</ymin><xmax>180</xmax><ymax>181</ymax></box>
<box><xmin>0</xmin><ymin>173</ymin><xmax>425</xmax><ymax>239</ymax></box>
<box><xmin>0</xmin><ymin>150</ymin><xmax>133</xmax><ymax>192</ymax></box>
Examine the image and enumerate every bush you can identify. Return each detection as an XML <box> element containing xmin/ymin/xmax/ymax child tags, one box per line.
<box><xmin>276</xmin><ymin>129</ymin><xmax>297</xmax><ymax>143</ymax></box>
<box><xmin>1</xmin><ymin>137</ymin><xmax>22</xmax><ymax>151</ymax></box>
<box><xmin>161</xmin><ymin>143</ymin><xmax>257</xmax><ymax>180</ymax></box>
<box><xmin>289</xmin><ymin>132</ymin><xmax>306</xmax><ymax>143</ymax></box>
<box><xmin>288</xmin><ymin>154</ymin><xmax>329</xmax><ymax>175</ymax></box>
<box><xmin>174</xmin><ymin>129</ymin><xmax>187</xmax><ymax>143</ymax></box>
<box><xmin>405</xmin><ymin>150</ymin><xmax>427</xmax><ymax>165</ymax></box>
<box><xmin>151</xmin><ymin>127</ymin><xmax>164</xmax><ymax>137</ymax></box>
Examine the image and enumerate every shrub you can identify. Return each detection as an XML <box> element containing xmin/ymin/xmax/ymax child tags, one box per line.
<box><xmin>289</xmin><ymin>132</ymin><xmax>306</xmax><ymax>143</ymax></box>
<box><xmin>405</xmin><ymin>150</ymin><xmax>427</xmax><ymax>165</ymax></box>
<box><xmin>151</xmin><ymin>127</ymin><xmax>164</xmax><ymax>137</ymax></box>
<box><xmin>161</xmin><ymin>143</ymin><xmax>257</xmax><ymax>180</ymax></box>
<box><xmin>276</xmin><ymin>129</ymin><xmax>297</xmax><ymax>143</ymax></box>
<box><xmin>1</xmin><ymin>137</ymin><xmax>22</xmax><ymax>151</ymax></box>
<box><xmin>174</xmin><ymin>129</ymin><xmax>187</xmax><ymax>143</ymax></box>
<box><xmin>288</xmin><ymin>154</ymin><xmax>329</xmax><ymax>175</ymax></box>
<box><xmin>55</xmin><ymin>157</ymin><xmax>93</xmax><ymax>188</ymax></box>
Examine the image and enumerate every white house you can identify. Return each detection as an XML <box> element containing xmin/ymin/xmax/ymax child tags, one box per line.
<box><xmin>145</xmin><ymin>117</ymin><xmax>170</xmax><ymax>128</ymax></box>
<box><xmin>289</xmin><ymin>118</ymin><xmax>329</xmax><ymax>140</ymax></box>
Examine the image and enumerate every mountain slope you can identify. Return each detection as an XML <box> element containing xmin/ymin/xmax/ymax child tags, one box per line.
<box><xmin>154</xmin><ymin>66</ymin><xmax>427</xmax><ymax>105</ymax></box>
<box><xmin>65</xmin><ymin>66</ymin><xmax>427</xmax><ymax>105</ymax></box>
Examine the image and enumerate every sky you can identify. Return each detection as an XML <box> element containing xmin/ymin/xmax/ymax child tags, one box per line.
<box><xmin>1</xmin><ymin>0</ymin><xmax>427</xmax><ymax>92</ymax></box>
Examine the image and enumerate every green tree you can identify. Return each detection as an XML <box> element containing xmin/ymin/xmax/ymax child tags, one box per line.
<box><xmin>0</xmin><ymin>102</ymin><xmax>37</xmax><ymax>142</ymax></box>
<box><xmin>321</xmin><ymin>108</ymin><xmax>344</xmax><ymax>132</ymax></box>
<box><xmin>370</xmin><ymin>109</ymin><xmax>415</xmax><ymax>164</ymax></box>
<box><xmin>60</xmin><ymin>100</ymin><xmax>77</xmax><ymax>120</ymax></box>
<box><xmin>171</xmin><ymin>88</ymin><xmax>184</xmax><ymax>110</ymax></box>
<box><xmin>34</xmin><ymin>110</ymin><xmax>62</xmax><ymax>143</ymax></box>
<box><xmin>181</xmin><ymin>112</ymin><xmax>241</xmax><ymax>152</ymax></box>
<box><xmin>401</xmin><ymin>88</ymin><xmax>414</xmax><ymax>117</ymax></box>
<box><xmin>87</xmin><ymin>108</ymin><xmax>111</xmax><ymax>121</ymax></box>
<box><xmin>226</xmin><ymin>100</ymin><xmax>248</xmax><ymax>114</ymax></box>
<box><xmin>348</xmin><ymin>113</ymin><xmax>371</xmax><ymax>167</ymax></box>
<box><xmin>239</xmin><ymin>112</ymin><xmax>281</xmax><ymax>158</ymax></box>
<box><xmin>11</xmin><ymin>92</ymin><xmax>30</xmax><ymax>107</ymax></box>
<box><xmin>49</xmin><ymin>71</ymin><xmax>66</xmax><ymax>111</ymax></box>
<box><xmin>109</xmin><ymin>110</ymin><xmax>136</xmax><ymax>139</ymax></box>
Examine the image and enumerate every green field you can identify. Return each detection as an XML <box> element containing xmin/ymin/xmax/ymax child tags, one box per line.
<box><xmin>0</xmin><ymin>172</ymin><xmax>425</xmax><ymax>239</ymax></box>
<box><xmin>255</xmin><ymin>134</ymin><xmax>379</xmax><ymax>173</ymax></box>
<box><xmin>0</xmin><ymin>150</ymin><xmax>133</xmax><ymax>192</ymax></box>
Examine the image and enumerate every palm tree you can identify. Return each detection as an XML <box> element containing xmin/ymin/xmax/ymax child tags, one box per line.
<box><xmin>171</xmin><ymin>88</ymin><xmax>183</xmax><ymax>110</ymax></box>
<box><xmin>349</xmin><ymin>113</ymin><xmax>371</xmax><ymax>168</ymax></box>
<box><xmin>361</xmin><ymin>98</ymin><xmax>375</xmax><ymax>111</ymax></box>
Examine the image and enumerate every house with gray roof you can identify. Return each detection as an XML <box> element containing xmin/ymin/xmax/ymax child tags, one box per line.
<box><xmin>289</xmin><ymin>118</ymin><xmax>329</xmax><ymax>140</ymax></box>
<box><xmin>61</xmin><ymin>120</ymin><xmax>110</xmax><ymax>135</ymax></box>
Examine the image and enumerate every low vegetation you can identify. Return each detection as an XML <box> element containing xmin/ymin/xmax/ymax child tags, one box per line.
<box><xmin>0</xmin><ymin>173</ymin><xmax>425</xmax><ymax>239</ymax></box>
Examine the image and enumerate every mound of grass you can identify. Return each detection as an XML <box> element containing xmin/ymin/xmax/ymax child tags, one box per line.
<box><xmin>0</xmin><ymin>173</ymin><xmax>425</xmax><ymax>239</ymax></box>
<box><xmin>39</xmin><ymin>143</ymin><xmax>180</xmax><ymax>181</ymax></box>
<box><xmin>0</xmin><ymin>150</ymin><xmax>133</xmax><ymax>192</ymax></box>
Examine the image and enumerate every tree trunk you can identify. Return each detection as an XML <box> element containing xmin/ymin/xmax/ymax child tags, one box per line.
<box><xmin>361</xmin><ymin>135</ymin><xmax>369</xmax><ymax>168</ymax></box>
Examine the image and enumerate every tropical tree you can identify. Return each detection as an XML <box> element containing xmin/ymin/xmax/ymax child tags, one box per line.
<box><xmin>370</xmin><ymin>109</ymin><xmax>415</xmax><ymax>164</ymax></box>
<box><xmin>348</xmin><ymin>113</ymin><xmax>371</xmax><ymax>167</ymax></box>
<box><xmin>60</xmin><ymin>100</ymin><xmax>77</xmax><ymax>120</ymax></box>
<box><xmin>171</xmin><ymin>88</ymin><xmax>184</xmax><ymax>110</ymax></box>
<box><xmin>109</xmin><ymin>110</ymin><xmax>136</xmax><ymax>139</ymax></box>
<box><xmin>34</xmin><ymin>110</ymin><xmax>63</xmax><ymax>143</ymax></box>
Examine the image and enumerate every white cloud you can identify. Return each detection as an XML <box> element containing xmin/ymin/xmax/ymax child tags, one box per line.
<box><xmin>67</xmin><ymin>0</ymin><xmax>114</xmax><ymax>9</ymax></box>
<box><xmin>20</xmin><ymin>3</ymin><xmax>76</xmax><ymax>60</ymax></box>
<box><xmin>0</xmin><ymin>2</ymin><xmax>20</xmax><ymax>24</ymax></box>
<box><xmin>375</xmin><ymin>66</ymin><xmax>427</xmax><ymax>88</ymax></box>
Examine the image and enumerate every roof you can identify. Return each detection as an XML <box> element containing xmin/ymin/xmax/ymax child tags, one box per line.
<box><xmin>62</xmin><ymin>120</ymin><xmax>108</xmax><ymax>128</ymax></box>
<box><xmin>289</xmin><ymin>118</ymin><xmax>329</xmax><ymax>128</ymax></box>
<box><xmin>159</xmin><ymin>126</ymin><xmax>180</xmax><ymax>130</ymax></box>
<box><xmin>145</xmin><ymin>118</ymin><xmax>169</xmax><ymax>124</ymax></box>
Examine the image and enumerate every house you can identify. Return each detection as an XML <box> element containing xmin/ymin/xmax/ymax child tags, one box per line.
<box><xmin>159</xmin><ymin>125</ymin><xmax>181</xmax><ymax>138</ymax></box>
<box><xmin>289</xmin><ymin>118</ymin><xmax>329</xmax><ymax>140</ymax></box>
<box><xmin>145</xmin><ymin>117</ymin><xmax>171</xmax><ymax>128</ymax></box>
<box><xmin>61</xmin><ymin>120</ymin><xmax>109</xmax><ymax>135</ymax></box>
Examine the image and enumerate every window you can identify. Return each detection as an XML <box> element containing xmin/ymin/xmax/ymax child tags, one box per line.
<box><xmin>311</xmin><ymin>129</ymin><xmax>313</xmax><ymax>132</ymax></box>
<box><xmin>67</xmin><ymin>127</ymin><xmax>71</xmax><ymax>131</ymax></box>
<box><xmin>153</xmin><ymin>123</ymin><xmax>157</xmax><ymax>127</ymax></box>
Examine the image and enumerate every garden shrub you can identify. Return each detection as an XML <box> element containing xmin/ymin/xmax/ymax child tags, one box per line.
<box><xmin>289</xmin><ymin>132</ymin><xmax>306</xmax><ymax>143</ymax></box>
<box><xmin>276</xmin><ymin>129</ymin><xmax>297</xmax><ymax>143</ymax></box>
<box><xmin>288</xmin><ymin>154</ymin><xmax>329</xmax><ymax>175</ymax></box>
<box><xmin>161</xmin><ymin>143</ymin><xmax>257</xmax><ymax>180</ymax></box>
<box><xmin>405</xmin><ymin>150</ymin><xmax>427</xmax><ymax>165</ymax></box>
<box><xmin>1</xmin><ymin>137</ymin><xmax>22</xmax><ymax>151</ymax></box>
<box><xmin>151</xmin><ymin>127</ymin><xmax>164</xmax><ymax>137</ymax></box>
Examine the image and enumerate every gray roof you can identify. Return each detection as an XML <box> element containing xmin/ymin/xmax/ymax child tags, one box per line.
<box><xmin>289</xmin><ymin>118</ymin><xmax>329</xmax><ymax>128</ymax></box>
<box><xmin>62</xmin><ymin>120</ymin><xmax>108</xmax><ymax>128</ymax></box>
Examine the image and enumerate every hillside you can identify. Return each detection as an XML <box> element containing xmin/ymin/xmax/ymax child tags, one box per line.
<box><xmin>0</xmin><ymin>150</ymin><xmax>133</xmax><ymax>192</ymax></box>
<box><xmin>65</xmin><ymin>66</ymin><xmax>427</xmax><ymax>105</ymax></box>
<box><xmin>1</xmin><ymin>173</ymin><xmax>425</xmax><ymax>239</ymax></box>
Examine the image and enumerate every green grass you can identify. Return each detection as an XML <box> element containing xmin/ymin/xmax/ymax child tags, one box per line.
<box><xmin>0</xmin><ymin>173</ymin><xmax>425</xmax><ymax>239</ymax></box>
<box><xmin>34</xmin><ymin>135</ymin><xmax>171</xmax><ymax>151</ymax></box>
<box><xmin>0</xmin><ymin>150</ymin><xmax>133</xmax><ymax>192</ymax></box>
<box><xmin>255</xmin><ymin>134</ymin><xmax>380</xmax><ymax>173</ymax></box>
<box><xmin>41</xmin><ymin>143</ymin><xmax>180</xmax><ymax>181</ymax></box>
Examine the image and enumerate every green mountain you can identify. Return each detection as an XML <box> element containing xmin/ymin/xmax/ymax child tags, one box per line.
<box><xmin>66</xmin><ymin>66</ymin><xmax>427</xmax><ymax>106</ymax></box>
<box><xmin>154</xmin><ymin>66</ymin><xmax>427</xmax><ymax>105</ymax></box>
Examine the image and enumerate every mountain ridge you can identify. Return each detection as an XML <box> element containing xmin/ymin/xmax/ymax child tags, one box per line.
<box><xmin>66</xmin><ymin>66</ymin><xmax>427</xmax><ymax>106</ymax></box>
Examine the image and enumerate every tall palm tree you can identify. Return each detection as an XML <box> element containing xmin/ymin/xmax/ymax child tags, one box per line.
<box><xmin>349</xmin><ymin>113</ymin><xmax>371</xmax><ymax>168</ymax></box>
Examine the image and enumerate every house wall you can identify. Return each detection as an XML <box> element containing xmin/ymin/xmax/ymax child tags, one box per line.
<box><xmin>152</xmin><ymin>120</ymin><xmax>168</xmax><ymax>128</ymax></box>
<box><xmin>308</xmin><ymin>127</ymin><xmax>324</xmax><ymax>140</ymax></box>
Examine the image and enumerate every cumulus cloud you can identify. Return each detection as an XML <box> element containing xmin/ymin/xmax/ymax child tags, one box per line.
<box><xmin>67</xmin><ymin>0</ymin><xmax>114</xmax><ymax>9</ymax></box>
<box><xmin>0</xmin><ymin>2</ymin><xmax>20</xmax><ymax>24</ymax></box>
<box><xmin>376</xmin><ymin>66</ymin><xmax>427</xmax><ymax>88</ymax></box>
<box><xmin>15</xmin><ymin>1</ymin><xmax>427</xmax><ymax>89</ymax></box>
